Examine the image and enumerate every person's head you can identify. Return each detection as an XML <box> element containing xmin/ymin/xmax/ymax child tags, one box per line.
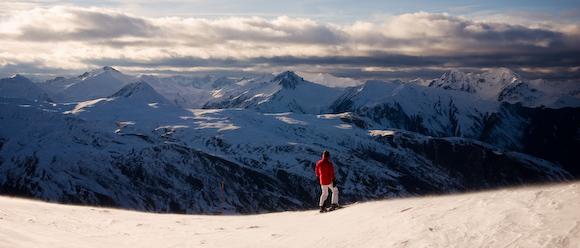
<box><xmin>322</xmin><ymin>150</ymin><xmax>330</xmax><ymax>159</ymax></box>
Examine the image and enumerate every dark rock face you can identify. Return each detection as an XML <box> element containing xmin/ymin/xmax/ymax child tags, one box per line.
<box><xmin>519</xmin><ymin>107</ymin><xmax>580</xmax><ymax>177</ymax></box>
<box><xmin>402</xmin><ymin>138</ymin><xmax>564</xmax><ymax>188</ymax></box>
<box><xmin>474</xmin><ymin>104</ymin><xmax>580</xmax><ymax>177</ymax></box>
<box><xmin>370</xmin><ymin>132</ymin><xmax>570</xmax><ymax>191</ymax></box>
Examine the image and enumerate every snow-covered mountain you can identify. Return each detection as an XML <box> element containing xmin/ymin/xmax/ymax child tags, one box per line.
<box><xmin>0</xmin><ymin>75</ymin><xmax>51</xmax><ymax>102</ymax></box>
<box><xmin>428</xmin><ymin>68</ymin><xmax>580</xmax><ymax>108</ymax></box>
<box><xmin>429</xmin><ymin>68</ymin><xmax>520</xmax><ymax>98</ymax></box>
<box><xmin>331</xmin><ymin>79</ymin><xmax>506</xmax><ymax>142</ymax></box>
<box><xmin>204</xmin><ymin>71</ymin><xmax>343</xmax><ymax>114</ymax></box>
<box><xmin>2</xmin><ymin>182</ymin><xmax>579</xmax><ymax>248</ymax></box>
<box><xmin>39</xmin><ymin>66</ymin><xmax>137</xmax><ymax>102</ymax></box>
<box><xmin>29</xmin><ymin>67</ymin><xmax>580</xmax><ymax>110</ymax></box>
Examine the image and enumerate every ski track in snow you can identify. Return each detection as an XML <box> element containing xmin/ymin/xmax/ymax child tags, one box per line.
<box><xmin>0</xmin><ymin>182</ymin><xmax>578</xmax><ymax>248</ymax></box>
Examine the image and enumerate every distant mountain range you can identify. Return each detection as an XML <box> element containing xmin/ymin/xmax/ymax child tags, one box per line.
<box><xmin>429</xmin><ymin>68</ymin><xmax>580</xmax><ymax>107</ymax></box>
<box><xmin>0</xmin><ymin>67</ymin><xmax>578</xmax><ymax>213</ymax></box>
<box><xmin>17</xmin><ymin>66</ymin><xmax>579</xmax><ymax>109</ymax></box>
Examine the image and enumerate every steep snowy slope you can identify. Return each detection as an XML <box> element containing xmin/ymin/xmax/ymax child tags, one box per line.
<box><xmin>331</xmin><ymin>79</ymin><xmax>500</xmax><ymax>138</ymax></box>
<box><xmin>204</xmin><ymin>71</ymin><xmax>344</xmax><ymax>114</ymax></box>
<box><xmin>0</xmin><ymin>75</ymin><xmax>51</xmax><ymax>102</ymax></box>
<box><xmin>429</xmin><ymin>68</ymin><xmax>521</xmax><ymax>99</ymax></box>
<box><xmin>0</xmin><ymin>182</ymin><xmax>578</xmax><ymax>248</ymax></box>
<box><xmin>43</xmin><ymin>66</ymin><xmax>137</xmax><ymax>102</ymax></box>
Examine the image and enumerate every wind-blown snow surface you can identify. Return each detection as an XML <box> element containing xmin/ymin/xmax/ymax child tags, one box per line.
<box><xmin>0</xmin><ymin>182</ymin><xmax>578</xmax><ymax>248</ymax></box>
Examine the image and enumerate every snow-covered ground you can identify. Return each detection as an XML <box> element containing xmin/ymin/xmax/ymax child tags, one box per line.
<box><xmin>1</xmin><ymin>182</ymin><xmax>578</xmax><ymax>248</ymax></box>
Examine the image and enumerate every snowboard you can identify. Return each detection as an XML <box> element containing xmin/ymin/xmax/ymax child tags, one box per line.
<box><xmin>323</xmin><ymin>205</ymin><xmax>344</xmax><ymax>213</ymax></box>
<box><xmin>318</xmin><ymin>201</ymin><xmax>360</xmax><ymax>214</ymax></box>
<box><xmin>319</xmin><ymin>204</ymin><xmax>348</xmax><ymax>214</ymax></box>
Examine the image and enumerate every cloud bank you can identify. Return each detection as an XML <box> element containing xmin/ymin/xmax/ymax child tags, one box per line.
<box><xmin>0</xmin><ymin>6</ymin><xmax>579</xmax><ymax>79</ymax></box>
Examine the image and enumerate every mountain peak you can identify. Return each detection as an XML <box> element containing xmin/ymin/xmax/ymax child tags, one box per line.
<box><xmin>272</xmin><ymin>71</ymin><xmax>304</xmax><ymax>89</ymax></box>
<box><xmin>110</xmin><ymin>81</ymin><xmax>170</xmax><ymax>104</ymax></box>
<box><xmin>102</xmin><ymin>66</ymin><xmax>118</xmax><ymax>71</ymax></box>
<box><xmin>78</xmin><ymin>66</ymin><xmax>121</xmax><ymax>80</ymax></box>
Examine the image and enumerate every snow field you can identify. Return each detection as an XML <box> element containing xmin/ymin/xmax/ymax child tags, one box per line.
<box><xmin>0</xmin><ymin>182</ymin><xmax>578</xmax><ymax>248</ymax></box>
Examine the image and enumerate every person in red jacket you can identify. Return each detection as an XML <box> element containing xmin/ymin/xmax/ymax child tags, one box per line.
<box><xmin>315</xmin><ymin>150</ymin><xmax>339</xmax><ymax>212</ymax></box>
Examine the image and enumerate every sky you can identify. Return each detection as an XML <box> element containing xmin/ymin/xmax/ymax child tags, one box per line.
<box><xmin>0</xmin><ymin>0</ymin><xmax>579</xmax><ymax>80</ymax></box>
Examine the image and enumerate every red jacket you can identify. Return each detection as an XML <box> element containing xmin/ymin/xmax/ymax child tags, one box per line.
<box><xmin>315</xmin><ymin>154</ymin><xmax>335</xmax><ymax>185</ymax></box>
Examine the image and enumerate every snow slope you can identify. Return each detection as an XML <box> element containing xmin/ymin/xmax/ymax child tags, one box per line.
<box><xmin>0</xmin><ymin>182</ymin><xmax>578</xmax><ymax>248</ymax></box>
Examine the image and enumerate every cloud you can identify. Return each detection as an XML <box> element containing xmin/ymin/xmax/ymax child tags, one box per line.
<box><xmin>0</xmin><ymin>6</ymin><xmax>578</xmax><ymax>80</ymax></box>
<box><xmin>3</xmin><ymin>6</ymin><xmax>158</xmax><ymax>41</ymax></box>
